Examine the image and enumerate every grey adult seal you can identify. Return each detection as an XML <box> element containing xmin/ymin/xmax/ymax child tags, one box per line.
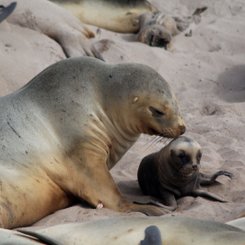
<box><xmin>16</xmin><ymin>216</ymin><xmax>245</xmax><ymax>245</ymax></box>
<box><xmin>137</xmin><ymin>136</ymin><xmax>232</xmax><ymax>210</ymax></box>
<box><xmin>0</xmin><ymin>57</ymin><xmax>185</xmax><ymax>228</ymax></box>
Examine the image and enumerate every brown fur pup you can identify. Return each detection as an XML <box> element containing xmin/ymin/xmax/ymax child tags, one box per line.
<box><xmin>137</xmin><ymin>136</ymin><xmax>232</xmax><ymax>210</ymax></box>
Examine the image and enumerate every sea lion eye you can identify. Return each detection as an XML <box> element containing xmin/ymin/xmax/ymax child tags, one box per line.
<box><xmin>178</xmin><ymin>152</ymin><xmax>185</xmax><ymax>159</ymax></box>
<box><xmin>178</xmin><ymin>152</ymin><xmax>190</xmax><ymax>164</ymax></box>
<box><xmin>149</xmin><ymin>106</ymin><xmax>165</xmax><ymax>117</ymax></box>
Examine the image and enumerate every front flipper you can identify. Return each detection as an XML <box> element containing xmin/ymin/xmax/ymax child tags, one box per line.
<box><xmin>0</xmin><ymin>2</ymin><xmax>16</xmax><ymax>23</ymax></box>
<box><xmin>66</xmin><ymin>151</ymin><xmax>166</xmax><ymax>216</ymax></box>
<box><xmin>191</xmin><ymin>190</ymin><xmax>227</xmax><ymax>202</ymax></box>
<box><xmin>200</xmin><ymin>170</ymin><xmax>233</xmax><ymax>186</ymax></box>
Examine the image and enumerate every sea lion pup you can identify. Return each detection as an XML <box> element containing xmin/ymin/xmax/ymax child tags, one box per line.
<box><xmin>0</xmin><ymin>2</ymin><xmax>16</xmax><ymax>23</ymax></box>
<box><xmin>51</xmin><ymin>0</ymin><xmax>156</xmax><ymax>33</ymax></box>
<box><xmin>137</xmin><ymin>136</ymin><xmax>233</xmax><ymax>210</ymax></box>
<box><xmin>17</xmin><ymin>216</ymin><xmax>245</xmax><ymax>245</ymax></box>
<box><xmin>0</xmin><ymin>57</ymin><xmax>185</xmax><ymax>228</ymax></box>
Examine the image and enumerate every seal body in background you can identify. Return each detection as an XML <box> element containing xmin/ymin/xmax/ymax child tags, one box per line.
<box><xmin>51</xmin><ymin>0</ymin><xmax>156</xmax><ymax>33</ymax></box>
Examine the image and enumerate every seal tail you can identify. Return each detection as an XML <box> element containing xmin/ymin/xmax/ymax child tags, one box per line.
<box><xmin>0</xmin><ymin>2</ymin><xmax>17</xmax><ymax>23</ymax></box>
<box><xmin>17</xmin><ymin>230</ymin><xmax>60</xmax><ymax>245</ymax></box>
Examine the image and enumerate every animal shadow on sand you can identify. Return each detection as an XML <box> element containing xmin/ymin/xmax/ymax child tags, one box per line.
<box><xmin>217</xmin><ymin>65</ymin><xmax>245</xmax><ymax>103</ymax></box>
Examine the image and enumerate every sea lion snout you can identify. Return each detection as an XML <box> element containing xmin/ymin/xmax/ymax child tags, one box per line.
<box><xmin>178</xmin><ymin>124</ymin><xmax>186</xmax><ymax>135</ymax></box>
<box><xmin>173</xmin><ymin>117</ymin><xmax>186</xmax><ymax>136</ymax></box>
<box><xmin>160</xmin><ymin>122</ymin><xmax>185</xmax><ymax>138</ymax></box>
<box><xmin>192</xmin><ymin>164</ymin><xmax>198</xmax><ymax>171</ymax></box>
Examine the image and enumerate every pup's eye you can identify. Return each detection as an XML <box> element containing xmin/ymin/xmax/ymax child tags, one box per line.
<box><xmin>178</xmin><ymin>152</ymin><xmax>186</xmax><ymax>159</ymax></box>
<box><xmin>149</xmin><ymin>106</ymin><xmax>165</xmax><ymax>117</ymax></box>
<box><xmin>178</xmin><ymin>152</ymin><xmax>190</xmax><ymax>164</ymax></box>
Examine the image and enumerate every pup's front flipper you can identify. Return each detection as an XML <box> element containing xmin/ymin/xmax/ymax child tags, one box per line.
<box><xmin>199</xmin><ymin>170</ymin><xmax>233</xmax><ymax>186</ymax></box>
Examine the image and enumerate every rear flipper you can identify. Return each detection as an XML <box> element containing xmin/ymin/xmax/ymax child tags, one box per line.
<box><xmin>134</xmin><ymin>191</ymin><xmax>177</xmax><ymax>211</ymax></box>
<box><xmin>191</xmin><ymin>190</ymin><xmax>227</xmax><ymax>202</ymax></box>
<box><xmin>141</xmin><ymin>225</ymin><xmax>163</xmax><ymax>245</ymax></box>
<box><xmin>199</xmin><ymin>170</ymin><xmax>233</xmax><ymax>186</ymax></box>
<box><xmin>0</xmin><ymin>2</ymin><xmax>17</xmax><ymax>23</ymax></box>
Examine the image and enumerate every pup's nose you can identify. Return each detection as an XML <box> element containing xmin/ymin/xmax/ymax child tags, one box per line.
<box><xmin>192</xmin><ymin>164</ymin><xmax>198</xmax><ymax>170</ymax></box>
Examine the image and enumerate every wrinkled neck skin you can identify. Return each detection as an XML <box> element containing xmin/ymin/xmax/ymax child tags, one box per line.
<box><xmin>158</xmin><ymin>147</ymin><xmax>197</xmax><ymax>187</ymax></box>
<box><xmin>92</xmin><ymin>102</ymin><xmax>139</xmax><ymax>169</ymax></box>
<box><xmin>95</xmin><ymin>67</ymin><xmax>144</xmax><ymax>168</ymax></box>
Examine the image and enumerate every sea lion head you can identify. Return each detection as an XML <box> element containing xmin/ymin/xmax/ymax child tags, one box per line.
<box><xmin>102</xmin><ymin>62</ymin><xmax>186</xmax><ymax>138</ymax></box>
<box><xmin>167</xmin><ymin>136</ymin><xmax>202</xmax><ymax>176</ymax></box>
<box><xmin>137</xmin><ymin>24</ymin><xmax>172</xmax><ymax>48</ymax></box>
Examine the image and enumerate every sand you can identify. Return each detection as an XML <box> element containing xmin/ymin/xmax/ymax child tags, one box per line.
<box><xmin>0</xmin><ymin>0</ymin><xmax>244</xmax><ymax>229</ymax></box>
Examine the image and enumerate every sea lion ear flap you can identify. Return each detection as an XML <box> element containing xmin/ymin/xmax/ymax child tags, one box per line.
<box><xmin>133</xmin><ymin>96</ymin><xmax>139</xmax><ymax>103</ymax></box>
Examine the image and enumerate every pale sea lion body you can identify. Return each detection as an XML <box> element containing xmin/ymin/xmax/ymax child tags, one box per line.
<box><xmin>2</xmin><ymin>0</ymin><xmax>96</xmax><ymax>57</ymax></box>
<box><xmin>137</xmin><ymin>136</ymin><xmax>232</xmax><ymax>210</ymax></box>
<box><xmin>0</xmin><ymin>57</ymin><xmax>185</xmax><ymax>228</ymax></box>
<box><xmin>13</xmin><ymin>216</ymin><xmax>245</xmax><ymax>245</ymax></box>
<box><xmin>52</xmin><ymin>0</ymin><xmax>156</xmax><ymax>33</ymax></box>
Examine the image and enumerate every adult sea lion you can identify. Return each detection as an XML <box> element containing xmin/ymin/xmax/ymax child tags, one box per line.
<box><xmin>0</xmin><ymin>57</ymin><xmax>185</xmax><ymax>228</ymax></box>
<box><xmin>137</xmin><ymin>136</ymin><xmax>232</xmax><ymax>210</ymax></box>
<box><xmin>16</xmin><ymin>216</ymin><xmax>245</xmax><ymax>245</ymax></box>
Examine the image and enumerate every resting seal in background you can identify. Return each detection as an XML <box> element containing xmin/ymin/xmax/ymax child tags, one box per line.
<box><xmin>137</xmin><ymin>136</ymin><xmax>232</xmax><ymax>210</ymax></box>
<box><xmin>51</xmin><ymin>0</ymin><xmax>156</xmax><ymax>33</ymax></box>
<box><xmin>137</xmin><ymin>7</ymin><xmax>208</xmax><ymax>48</ymax></box>
<box><xmin>0</xmin><ymin>57</ymin><xmax>185</xmax><ymax>228</ymax></box>
<box><xmin>2</xmin><ymin>0</ymin><xmax>97</xmax><ymax>57</ymax></box>
<box><xmin>15</xmin><ymin>216</ymin><xmax>245</xmax><ymax>245</ymax></box>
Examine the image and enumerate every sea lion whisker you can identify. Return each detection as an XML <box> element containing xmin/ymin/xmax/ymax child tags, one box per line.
<box><xmin>142</xmin><ymin>136</ymin><xmax>160</xmax><ymax>153</ymax></box>
<box><xmin>155</xmin><ymin>136</ymin><xmax>166</xmax><ymax>145</ymax></box>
